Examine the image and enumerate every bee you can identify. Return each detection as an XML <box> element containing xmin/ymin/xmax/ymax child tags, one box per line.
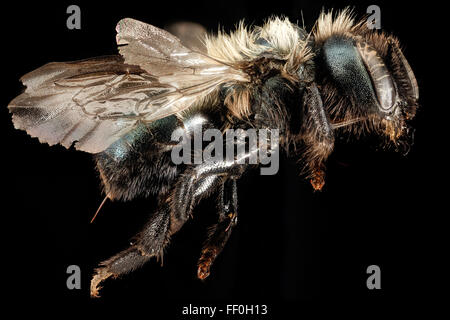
<box><xmin>7</xmin><ymin>9</ymin><xmax>418</xmax><ymax>297</ymax></box>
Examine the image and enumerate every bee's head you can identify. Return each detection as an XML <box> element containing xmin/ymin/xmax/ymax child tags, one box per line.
<box><xmin>313</xmin><ymin>10</ymin><xmax>419</xmax><ymax>151</ymax></box>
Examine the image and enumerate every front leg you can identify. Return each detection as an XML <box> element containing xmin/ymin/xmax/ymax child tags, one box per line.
<box><xmin>301</xmin><ymin>84</ymin><xmax>335</xmax><ymax>191</ymax></box>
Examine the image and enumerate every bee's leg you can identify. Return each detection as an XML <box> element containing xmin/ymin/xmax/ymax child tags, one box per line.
<box><xmin>170</xmin><ymin>159</ymin><xmax>246</xmax><ymax>233</ymax></box>
<box><xmin>197</xmin><ymin>178</ymin><xmax>238</xmax><ymax>280</ymax></box>
<box><xmin>170</xmin><ymin>153</ymin><xmax>254</xmax><ymax>280</ymax></box>
<box><xmin>171</xmin><ymin>121</ymin><xmax>263</xmax><ymax>228</ymax></box>
<box><xmin>171</xmin><ymin>124</ymin><xmax>263</xmax><ymax>228</ymax></box>
<box><xmin>169</xmin><ymin>171</ymin><xmax>225</xmax><ymax>234</ymax></box>
<box><xmin>302</xmin><ymin>84</ymin><xmax>335</xmax><ymax>191</ymax></box>
<box><xmin>90</xmin><ymin>200</ymin><xmax>172</xmax><ymax>297</ymax></box>
<box><xmin>91</xmin><ymin>162</ymin><xmax>245</xmax><ymax>296</ymax></box>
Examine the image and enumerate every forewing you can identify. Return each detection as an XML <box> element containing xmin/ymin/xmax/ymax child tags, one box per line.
<box><xmin>9</xmin><ymin>19</ymin><xmax>248</xmax><ymax>154</ymax></box>
<box><xmin>9</xmin><ymin>56</ymin><xmax>174</xmax><ymax>153</ymax></box>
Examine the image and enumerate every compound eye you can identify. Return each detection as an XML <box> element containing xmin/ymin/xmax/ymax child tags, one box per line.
<box><xmin>356</xmin><ymin>41</ymin><xmax>396</xmax><ymax>112</ymax></box>
<box><xmin>321</xmin><ymin>36</ymin><xmax>397</xmax><ymax>114</ymax></box>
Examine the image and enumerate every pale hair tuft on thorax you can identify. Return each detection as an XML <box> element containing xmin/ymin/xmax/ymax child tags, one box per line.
<box><xmin>313</xmin><ymin>8</ymin><xmax>360</xmax><ymax>43</ymax></box>
<box><xmin>204</xmin><ymin>17</ymin><xmax>311</xmax><ymax>64</ymax></box>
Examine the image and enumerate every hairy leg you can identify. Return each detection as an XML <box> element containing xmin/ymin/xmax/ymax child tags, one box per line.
<box><xmin>171</xmin><ymin>158</ymin><xmax>245</xmax><ymax>232</ymax></box>
<box><xmin>301</xmin><ymin>84</ymin><xmax>335</xmax><ymax>190</ymax></box>
<box><xmin>90</xmin><ymin>200</ymin><xmax>172</xmax><ymax>297</ymax></box>
<box><xmin>197</xmin><ymin>178</ymin><xmax>238</xmax><ymax>280</ymax></box>
<box><xmin>90</xmin><ymin>164</ymin><xmax>241</xmax><ymax>296</ymax></box>
<box><xmin>91</xmin><ymin>136</ymin><xmax>256</xmax><ymax>296</ymax></box>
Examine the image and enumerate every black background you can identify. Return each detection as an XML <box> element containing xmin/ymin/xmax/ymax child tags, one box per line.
<box><xmin>1</xmin><ymin>0</ymin><xmax>445</xmax><ymax>316</ymax></box>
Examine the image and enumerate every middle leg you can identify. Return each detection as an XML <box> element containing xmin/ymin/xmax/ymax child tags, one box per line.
<box><xmin>197</xmin><ymin>178</ymin><xmax>238</xmax><ymax>280</ymax></box>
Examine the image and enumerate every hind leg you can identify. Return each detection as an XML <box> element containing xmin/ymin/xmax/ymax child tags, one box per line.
<box><xmin>90</xmin><ymin>199</ymin><xmax>172</xmax><ymax>297</ymax></box>
<box><xmin>90</xmin><ymin>167</ymin><xmax>229</xmax><ymax>296</ymax></box>
<box><xmin>91</xmin><ymin>147</ymin><xmax>252</xmax><ymax>296</ymax></box>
